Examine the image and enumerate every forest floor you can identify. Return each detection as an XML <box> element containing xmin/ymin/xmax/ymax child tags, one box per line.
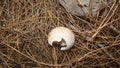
<box><xmin>0</xmin><ymin>0</ymin><xmax>120</xmax><ymax>68</ymax></box>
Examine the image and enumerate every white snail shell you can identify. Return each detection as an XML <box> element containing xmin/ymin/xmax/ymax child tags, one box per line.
<box><xmin>48</xmin><ymin>27</ymin><xmax>75</xmax><ymax>50</ymax></box>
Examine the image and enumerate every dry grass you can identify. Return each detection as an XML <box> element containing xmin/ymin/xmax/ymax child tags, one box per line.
<box><xmin>0</xmin><ymin>0</ymin><xmax>120</xmax><ymax>68</ymax></box>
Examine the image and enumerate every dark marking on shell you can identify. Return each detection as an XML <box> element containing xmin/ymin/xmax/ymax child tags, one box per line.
<box><xmin>52</xmin><ymin>38</ymin><xmax>67</xmax><ymax>50</ymax></box>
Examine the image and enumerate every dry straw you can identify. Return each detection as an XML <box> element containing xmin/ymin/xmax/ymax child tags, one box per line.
<box><xmin>0</xmin><ymin>0</ymin><xmax>120</xmax><ymax>68</ymax></box>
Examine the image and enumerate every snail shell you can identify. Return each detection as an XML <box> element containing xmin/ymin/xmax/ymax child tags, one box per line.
<box><xmin>48</xmin><ymin>27</ymin><xmax>75</xmax><ymax>50</ymax></box>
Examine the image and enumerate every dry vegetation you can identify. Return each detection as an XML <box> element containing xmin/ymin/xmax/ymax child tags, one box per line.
<box><xmin>0</xmin><ymin>0</ymin><xmax>120</xmax><ymax>68</ymax></box>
